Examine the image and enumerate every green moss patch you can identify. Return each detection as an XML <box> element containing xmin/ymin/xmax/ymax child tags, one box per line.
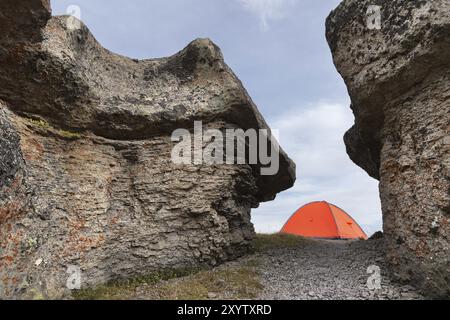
<box><xmin>253</xmin><ymin>233</ymin><xmax>308</xmax><ymax>252</ymax></box>
<box><xmin>26</xmin><ymin>117</ymin><xmax>82</xmax><ymax>140</ymax></box>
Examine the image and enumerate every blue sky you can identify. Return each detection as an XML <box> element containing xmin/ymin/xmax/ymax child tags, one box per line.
<box><xmin>52</xmin><ymin>0</ymin><xmax>382</xmax><ymax>236</ymax></box>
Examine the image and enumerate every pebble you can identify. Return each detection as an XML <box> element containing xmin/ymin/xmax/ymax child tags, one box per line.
<box><xmin>258</xmin><ymin>239</ymin><xmax>424</xmax><ymax>300</ymax></box>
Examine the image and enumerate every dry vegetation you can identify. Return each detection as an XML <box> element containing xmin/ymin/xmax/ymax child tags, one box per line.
<box><xmin>252</xmin><ymin>233</ymin><xmax>308</xmax><ymax>252</ymax></box>
<box><xmin>72</xmin><ymin>233</ymin><xmax>306</xmax><ymax>300</ymax></box>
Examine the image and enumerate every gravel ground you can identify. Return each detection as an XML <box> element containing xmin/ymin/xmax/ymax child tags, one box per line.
<box><xmin>257</xmin><ymin>238</ymin><xmax>424</xmax><ymax>300</ymax></box>
<box><xmin>86</xmin><ymin>236</ymin><xmax>424</xmax><ymax>300</ymax></box>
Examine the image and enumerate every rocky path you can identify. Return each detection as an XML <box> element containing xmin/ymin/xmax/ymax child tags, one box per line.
<box><xmin>257</xmin><ymin>238</ymin><xmax>423</xmax><ymax>300</ymax></box>
<box><xmin>73</xmin><ymin>236</ymin><xmax>424</xmax><ymax>300</ymax></box>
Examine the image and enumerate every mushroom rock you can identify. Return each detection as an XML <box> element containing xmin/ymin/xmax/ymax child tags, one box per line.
<box><xmin>326</xmin><ymin>0</ymin><xmax>449</xmax><ymax>298</ymax></box>
<box><xmin>0</xmin><ymin>0</ymin><xmax>295</xmax><ymax>298</ymax></box>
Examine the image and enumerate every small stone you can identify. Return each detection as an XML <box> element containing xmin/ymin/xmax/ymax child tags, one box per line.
<box><xmin>207</xmin><ymin>293</ymin><xmax>218</xmax><ymax>299</ymax></box>
<box><xmin>35</xmin><ymin>258</ymin><xmax>43</xmax><ymax>266</ymax></box>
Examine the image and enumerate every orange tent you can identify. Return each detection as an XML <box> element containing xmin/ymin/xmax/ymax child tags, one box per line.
<box><xmin>281</xmin><ymin>201</ymin><xmax>368</xmax><ymax>240</ymax></box>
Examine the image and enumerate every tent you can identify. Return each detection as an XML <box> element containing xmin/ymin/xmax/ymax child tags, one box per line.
<box><xmin>281</xmin><ymin>201</ymin><xmax>368</xmax><ymax>240</ymax></box>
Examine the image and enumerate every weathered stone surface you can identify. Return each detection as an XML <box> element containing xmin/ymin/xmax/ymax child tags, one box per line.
<box><xmin>327</xmin><ymin>0</ymin><xmax>450</xmax><ymax>298</ymax></box>
<box><xmin>0</xmin><ymin>1</ymin><xmax>295</xmax><ymax>298</ymax></box>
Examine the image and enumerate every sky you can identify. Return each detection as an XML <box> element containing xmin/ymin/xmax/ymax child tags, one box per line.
<box><xmin>52</xmin><ymin>0</ymin><xmax>382</xmax><ymax>236</ymax></box>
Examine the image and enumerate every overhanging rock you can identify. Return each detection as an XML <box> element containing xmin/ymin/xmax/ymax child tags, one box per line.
<box><xmin>0</xmin><ymin>0</ymin><xmax>295</xmax><ymax>299</ymax></box>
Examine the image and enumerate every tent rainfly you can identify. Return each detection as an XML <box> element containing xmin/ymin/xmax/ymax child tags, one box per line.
<box><xmin>281</xmin><ymin>201</ymin><xmax>368</xmax><ymax>240</ymax></box>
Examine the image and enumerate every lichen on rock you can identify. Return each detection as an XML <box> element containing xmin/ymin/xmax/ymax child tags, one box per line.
<box><xmin>326</xmin><ymin>0</ymin><xmax>450</xmax><ymax>298</ymax></box>
<box><xmin>0</xmin><ymin>0</ymin><xmax>295</xmax><ymax>299</ymax></box>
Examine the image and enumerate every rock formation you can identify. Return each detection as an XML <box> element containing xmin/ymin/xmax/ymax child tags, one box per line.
<box><xmin>0</xmin><ymin>0</ymin><xmax>295</xmax><ymax>299</ymax></box>
<box><xmin>327</xmin><ymin>0</ymin><xmax>449</xmax><ymax>298</ymax></box>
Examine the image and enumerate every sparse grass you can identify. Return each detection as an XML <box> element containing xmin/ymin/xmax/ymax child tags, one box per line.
<box><xmin>73</xmin><ymin>234</ymin><xmax>303</xmax><ymax>300</ymax></box>
<box><xmin>243</xmin><ymin>257</ymin><xmax>261</xmax><ymax>268</ymax></box>
<box><xmin>147</xmin><ymin>266</ymin><xmax>262</xmax><ymax>300</ymax></box>
<box><xmin>58</xmin><ymin>130</ymin><xmax>81</xmax><ymax>140</ymax></box>
<box><xmin>27</xmin><ymin>118</ymin><xmax>50</xmax><ymax>129</ymax></box>
<box><xmin>253</xmin><ymin>233</ymin><xmax>308</xmax><ymax>252</ymax></box>
<box><xmin>73</xmin><ymin>265</ymin><xmax>262</xmax><ymax>300</ymax></box>
<box><xmin>73</xmin><ymin>268</ymin><xmax>201</xmax><ymax>300</ymax></box>
<box><xmin>26</xmin><ymin>117</ymin><xmax>81</xmax><ymax>140</ymax></box>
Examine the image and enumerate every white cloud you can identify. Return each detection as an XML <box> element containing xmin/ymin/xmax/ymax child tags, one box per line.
<box><xmin>237</xmin><ymin>0</ymin><xmax>295</xmax><ymax>30</ymax></box>
<box><xmin>252</xmin><ymin>102</ymin><xmax>383</xmax><ymax>236</ymax></box>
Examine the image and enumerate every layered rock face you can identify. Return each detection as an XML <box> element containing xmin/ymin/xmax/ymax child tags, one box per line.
<box><xmin>327</xmin><ymin>0</ymin><xmax>449</xmax><ymax>298</ymax></box>
<box><xmin>0</xmin><ymin>0</ymin><xmax>295</xmax><ymax>298</ymax></box>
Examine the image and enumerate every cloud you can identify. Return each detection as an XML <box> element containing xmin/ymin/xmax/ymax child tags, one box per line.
<box><xmin>252</xmin><ymin>102</ymin><xmax>383</xmax><ymax>236</ymax></box>
<box><xmin>237</xmin><ymin>0</ymin><xmax>295</xmax><ymax>30</ymax></box>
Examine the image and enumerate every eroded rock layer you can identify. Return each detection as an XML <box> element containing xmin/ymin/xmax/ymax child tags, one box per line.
<box><xmin>326</xmin><ymin>0</ymin><xmax>450</xmax><ymax>298</ymax></box>
<box><xmin>0</xmin><ymin>0</ymin><xmax>295</xmax><ymax>298</ymax></box>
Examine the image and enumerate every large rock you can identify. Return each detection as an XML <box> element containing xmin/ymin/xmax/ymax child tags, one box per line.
<box><xmin>326</xmin><ymin>0</ymin><xmax>450</xmax><ymax>298</ymax></box>
<box><xmin>0</xmin><ymin>0</ymin><xmax>295</xmax><ymax>299</ymax></box>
